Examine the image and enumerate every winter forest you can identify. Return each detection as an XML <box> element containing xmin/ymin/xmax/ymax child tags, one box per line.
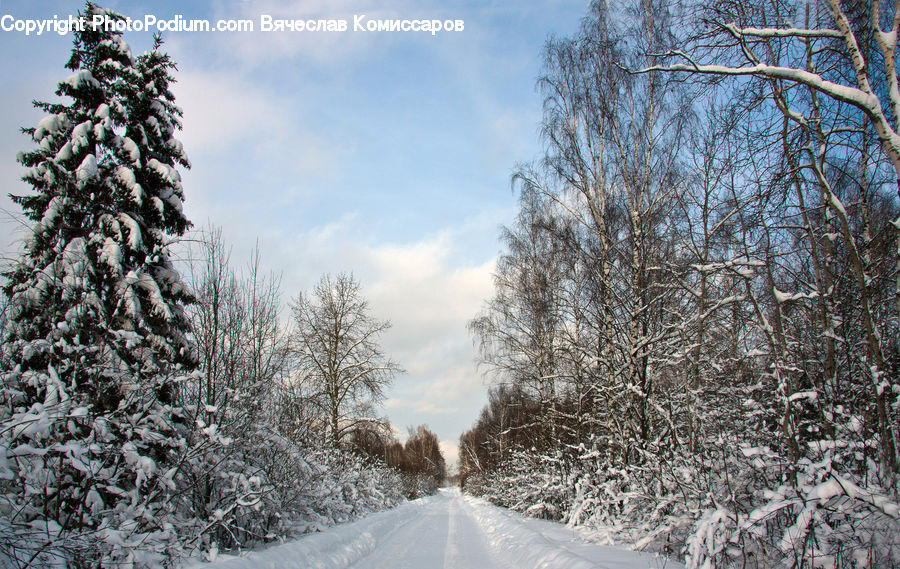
<box><xmin>0</xmin><ymin>0</ymin><xmax>898</xmax><ymax>568</ymax></box>
<box><xmin>460</xmin><ymin>0</ymin><xmax>900</xmax><ymax>567</ymax></box>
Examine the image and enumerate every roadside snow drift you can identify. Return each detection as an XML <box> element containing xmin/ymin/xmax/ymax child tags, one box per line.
<box><xmin>189</xmin><ymin>488</ymin><xmax>682</xmax><ymax>569</ymax></box>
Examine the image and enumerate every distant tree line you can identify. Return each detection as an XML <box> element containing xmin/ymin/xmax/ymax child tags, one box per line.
<box><xmin>352</xmin><ymin>424</ymin><xmax>447</xmax><ymax>498</ymax></box>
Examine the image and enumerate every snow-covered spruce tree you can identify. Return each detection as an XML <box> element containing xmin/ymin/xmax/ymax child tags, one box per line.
<box><xmin>0</xmin><ymin>5</ymin><xmax>194</xmax><ymax>567</ymax></box>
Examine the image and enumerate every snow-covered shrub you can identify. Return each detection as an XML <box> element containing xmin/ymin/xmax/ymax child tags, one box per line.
<box><xmin>401</xmin><ymin>472</ymin><xmax>441</xmax><ymax>499</ymax></box>
<box><xmin>173</xmin><ymin>427</ymin><xmax>404</xmax><ymax>560</ymax></box>
<box><xmin>176</xmin><ymin>231</ymin><xmax>406</xmax><ymax>559</ymax></box>
<box><xmin>463</xmin><ymin>449</ymin><xmax>574</xmax><ymax>522</ymax></box>
<box><xmin>682</xmin><ymin>442</ymin><xmax>900</xmax><ymax>569</ymax></box>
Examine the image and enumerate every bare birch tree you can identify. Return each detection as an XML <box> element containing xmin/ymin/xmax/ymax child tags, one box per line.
<box><xmin>291</xmin><ymin>273</ymin><xmax>401</xmax><ymax>448</ymax></box>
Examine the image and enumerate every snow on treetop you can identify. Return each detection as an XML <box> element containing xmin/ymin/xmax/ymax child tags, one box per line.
<box><xmin>118</xmin><ymin>213</ymin><xmax>142</xmax><ymax>250</ymax></box>
<box><xmin>166</xmin><ymin>137</ymin><xmax>189</xmax><ymax>164</ymax></box>
<box><xmin>33</xmin><ymin>114</ymin><xmax>63</xmax><ymax>141</ymax></box>
<box><xmin>71</xmin><ymin>120</ymin><xmax>92</xmax><ymax>154</ymax></box>
<box><xmin>148</xmin><ymin>158</ymin><xmax>181</xmax><ymax>186</ymax></box>
<box><xmin>40</xmin><ymin>197</ymin><xmax>63</xmax><ymax>228</ymax></box>
<box><xmin>54</xmin><ymin>141</ymin><xmax>74</xmax><ymax>163</ymax></box>
<box><xmin>75</xmin><ymin>154</ymin><xmax>98</xmax><ymax>188</ymax></box>
<box><xmin>100</xmin><ymin>238</ymin><xmax>123</xmax><ymax>275</ymax></box>
<box><xmin>64</xmin><ymin>69</ymin><xmax>100</xmax><ymax>90</ymax></box>
<box><xmin>99</xmin><ymin>35</ymin><xmax>133</xmax><ymax>62</ymax></box>
<box><xmin>121</xmin><ymin>136</ymin><xmax>140</xmax><ymax>164</ymax></box>
<box><xmin>165</xmin><ymin>193</ymin><xmax>184</xmax><ymax>213</ymax></box>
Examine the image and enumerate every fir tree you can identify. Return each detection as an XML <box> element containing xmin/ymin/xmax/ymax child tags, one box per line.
<box><xmin>0</xmin><ymin>4</ymin><xmax>195</xmax><ymax>566</ymax></box>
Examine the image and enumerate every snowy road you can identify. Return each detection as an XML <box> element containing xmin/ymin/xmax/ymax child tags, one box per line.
<box><xmin>196</xmin><ymin>489</ymin><xmax>682</xmax><ymax>569</ymax></box>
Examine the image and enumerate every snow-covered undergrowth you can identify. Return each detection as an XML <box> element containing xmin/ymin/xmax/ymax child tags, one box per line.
<box><xmin>464</xmin><ymin>444</ymin><xmax>900</xmax><ymax>568</ymax></box>
<box><xmin>178</xmin><ymin>433</ymin><xmax>404</xmax><ymax>563</ymax></box>
<box><xmin>184</xmin><ymin>497</ymin><xmax>416</xmax><ymax>569</ymax></box>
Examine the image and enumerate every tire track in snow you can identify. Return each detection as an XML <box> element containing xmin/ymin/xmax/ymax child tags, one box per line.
<box><xmin>441</xmin><ymin>491</ymin><xmax>458</xmax><ymax>568</ymax></box>
<box><xmin>348</xmin><ymin>500</ymin><xmax>434</xmax><ymax>569</ymax></box>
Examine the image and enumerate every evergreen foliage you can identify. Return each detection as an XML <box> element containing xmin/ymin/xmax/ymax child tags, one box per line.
<box><xmin>0</xmin><ymin>4</ymin><xmax>196</xmax><ymax>566</ymax></box>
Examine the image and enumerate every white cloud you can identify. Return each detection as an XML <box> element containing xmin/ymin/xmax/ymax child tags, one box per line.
<box><xmin>223</xmin><ymin>212</ymin><xmax>500</xmax><ymax>444</ymax></box>
<box><xmin>439</xmin><ymin>440</ymin><xmax>460</xmax><ymax>473</ymax></box>
<box><xmin>192</xmin><ymin>0</ymin><xmax>425</xmax><ymax>68</ymax></box>
<box><xmin>173</xmin><ymin>69</ymin><xmax>284</xmax><ymax>154</ymax></box>
<box><xmin>364</xmin><ymin>232</ymin><xmax>494</xmax><ymax>384</ymax></box>
<box><xmin>358</xmin><ymin>228</ymin><xmax>498</xmax><ymax>448</ymax></box>
<box><xmin>171</xmin><ymin>66</ymin><xmax>352</xmax><ymax>242</ymax></box>
<box><xmin>172</xmin><ymin>68</ymin><xmax>344</xmax><ymax>181</ymax></box>
<box><xmin>368</xmin><ymin>233</ymin><xmax>494</xmax><ymax>325</ymax></box>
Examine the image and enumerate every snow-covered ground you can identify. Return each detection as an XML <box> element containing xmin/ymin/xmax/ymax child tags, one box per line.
<box><xmin>189</xmin><ymin>488</ymin><xmax>683</xmax><ymax>569</ymax></box>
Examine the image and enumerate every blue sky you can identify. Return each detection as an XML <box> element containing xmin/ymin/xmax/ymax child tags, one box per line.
<box><xmin>0</xmin><ymin>0</ymin><xmax>588</xmax><ymax>468</ymax></box>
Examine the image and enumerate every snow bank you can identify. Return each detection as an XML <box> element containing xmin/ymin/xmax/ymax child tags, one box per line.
<box><xmin>462</xmin><ymin>493</ymin><xmax>678</xmax><ymax>569</ymax></box>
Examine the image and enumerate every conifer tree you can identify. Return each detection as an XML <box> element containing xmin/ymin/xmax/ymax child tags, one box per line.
<box><xmin>0</xmin><ymin>4</ymin><xmax>195</xmax><ymax>566</ymax></box>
